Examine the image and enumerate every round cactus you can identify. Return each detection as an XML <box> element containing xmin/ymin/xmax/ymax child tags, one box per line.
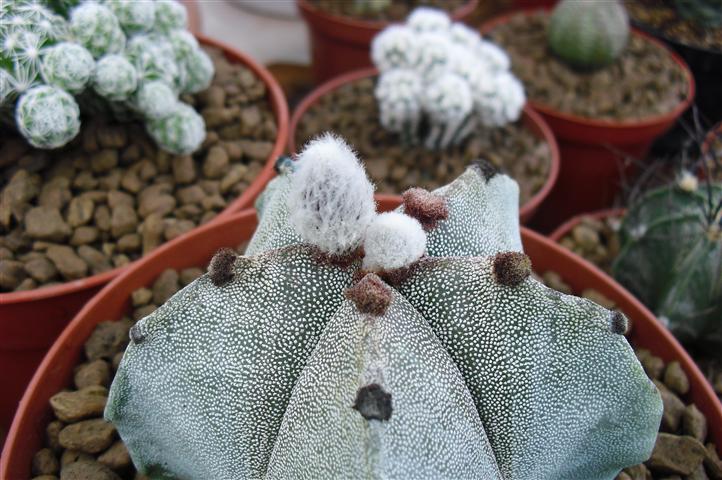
<box><xmin>548</xmin><ymin>0</ymin><xmax>630</xmax><ymax>71</ymax></box>
<box><xmin>69</xmin><ymin>1</ymin><xmax>126</xmax><ymax>58</ymax></box>
<box><xmin>371</xmin><ymin>25</ymin><xmax>420</xmax><ymax>72</ymax></box>
<box><xmin>107</xmin><ymin>135</ymin><xmax>662</xmax><ymax>480</ymax></box>
<box><xmin>475</xmin><ymin>71</ymin><xmax>526</xmax><ymax>127</ymax></box>
<box><xmin>146</xmin><ymin>102</ymin><xmax>205</xmax><ymax>155</ymax></box>
<box><xmin>93</xmin><ymin>53</ymin><xmax>138</xmax><ymax>101</ymax></box>
<box><xmin>423</xmin><ymin>72</ymin><xmax>473</xmax><ymax>149</ymax></box>
<box><xmin>153</xmin><ymin>0</ymin><xmax>188</xmax><ymax>33</ymax></box>
<box><xmin>374</xmin><ymin>69</ymin><xmax>422</xmax><ymax>142</ymax></box>
<box><xmin>15</xmin><ymin>85</ymin><xmax>80</xmax><ymax>149</ymax></box>
<box><xmin>362</xmin><ymin>212</ymin><xmax>427</xmax><ymax>271</ymax></box>
<box><xmin>107</xmin><ymin>0</ymin><xmax>156</xmax><ymax>33</ymax></box>
<box><xmin>40</xmin><ymin>42</ymin><xmax>95</xmax><ymax>93</ymax></box>
<box><xmin>415</xmin><ymin>32</ymin><xmax>451</xmax><ymax>81</ymax></box>
<box><xmin>126</xmin><ymin>34</ymin><xmax>181</xmax><ymax>90</ymax></box>
<box><xmin>406</xmin><ymin>7</ymin><xmax>451</xmax><ymax>32</ymax></box>
<box><xmin>134</xmin><ymin>80</ymin><xmax>178</xmax><ymax>119</ymax></box>
<box><xmin>168</xmin><ymin>31</ymin><xmax>214</xmax><ymax>93</ymax></box>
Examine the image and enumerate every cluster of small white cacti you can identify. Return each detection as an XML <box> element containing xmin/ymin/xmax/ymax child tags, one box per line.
<box><xmin>371</xmin><ymin>7</ymin><xmax>526</xmax><ymax>150</ymax></box>
<box><xmin>289</xmin><ymin>134</ymin><xmax>427</xmax><ymax>270</ymax></box>
<box><xmin>0</xmin><ymin>0</ymin><xmax>214</xmax><ymax>154</ymax></box>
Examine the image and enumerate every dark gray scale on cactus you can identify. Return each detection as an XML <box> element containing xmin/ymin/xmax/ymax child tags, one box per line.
<box><xmin>107</xmin><ymin>133</ymin><xmax>662</xmax><ymax>479</ymax></box>
<box><xmin>612</xmin><ymin>179</ymin><xmax>722</xmax><ymax>352</ymax></box>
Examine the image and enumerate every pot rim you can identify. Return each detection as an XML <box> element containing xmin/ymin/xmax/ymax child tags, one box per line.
<box><xmin>479</xmin><ymin>8</ymin><xmax>697</xmax><ymax>130</ymax></box>
<box><xmin>287</xmin><ymin>67</ymin><xmax>561</xmax><ymax>223</ymax></box>
<box><xmin>549</xmin><ymin>207</ymin><xmax>627</xmax><ymax>242</ymax></box>
<box><xmin>0</xmin><ymin>34</ymin><xmax>289</xmax><ymax>308</ymax></box>
<box><xmin>296</xmin><ymin>0</ymin><xmax>479</xmax><ymax>31</ymax></box>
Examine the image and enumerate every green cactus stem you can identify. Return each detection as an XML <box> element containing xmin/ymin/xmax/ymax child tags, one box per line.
<box><xmin>107</xmin><ymin>134</ymin><xmax>661</xmax><ymax>479</ymax></box>
<box><xmin>548</xmin><ymin>0</ymin><xmax>630</xmax><ymax>71</ymax></box>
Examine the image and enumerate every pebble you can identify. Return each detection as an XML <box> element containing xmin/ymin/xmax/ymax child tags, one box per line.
<box><xmin>50</xmin><ymin>387</ymin><xmax>107</xmax><ymax>423</ymax></box>
<box><xmin>664</xmin><ymin>362</ymin><xmax>690</xmax><ymax>396</ymax></box>
<box><xmin>97</xmin><ymin>441</ymin><xmax>131</xmax><ymax>470</ymax></box>
<box><xmin>684</xmin><ymin>405</ymin><xmax>708</xmax><ymax>443</ymax></box>
<box><xmin>647</xmin><ymin>434</ymin><xmax>707</xmax><ymax>476</ymax></box>
<box><xmin>24</xmin><ymin>256</ymin><xmax>58</xmax><ymax>283</ymax></box>
<box><xmin>84</xmin><ymin>320</ymin><xmax>133</xmax><ymax>361</ymax></box>
<box><xmin>152</xmin><ymin>269</ymin><xmax>180</xmax><ymax>305</ymax></box>
<box><xmin>656</xmin><ymin>380</ymin><xmax>686</xmax><ymax>432</ymax></box>
<box><xmin>203</xmin><ymin>146</ymin><xmax>229</xmax><ymax>179</ymax></box>
<box><xmin>0</xmin><ymin>259</ymin><xmax>27</xmax><ymax>290</ymax></box>
<box><xmin>172</xmin><ymin>155</ymin><xmax>196</xmax><ymax>184</ymax></box>
<box><xmin>58</xmin><ymin>419</ymin><xmax>116</xmax><ymax>454</ymax></box>
<box><xmin>110</xmin><ymin>205</ymin><xmax>138</xmax><ymax>239</ymax></box>
<box><xmin>32</xmin><ymin>448</ymin><xmax>59</xmax><ymax>476</ymax></box>
<box><xmin>69</xmin><ymin>227</ymin><xmax>99</xmax><ymax>247</ymax></box>
<box><xmin>66</xmin><ymin>197</ymin><xmax>94</xmax><ymax>228</ymax></box>
<box><xmin>131</xmin><ymin>287</ymin><xmax>153</xmax><ymax>307</ymax></box>
<box><xmin>74</xmin><ymin>360</ymin><xmax>111</xmax><ymax>390</ymax></box>
<box><xmin>24</xmin><ymin>207</ymin><xmax>71</xmax><ymax>242</ymax></box>
<box><xmin>77</xmin><ymin>246</ymin><xmax>112</xmax><ymax>275</ymax></box>
<box><xmin>46</xmin><ymin>245</ymin><xmax>88</xmax><ymax>280</ymax></box>
<box><xmin>60</xmin><ymin>460</ymin><xmax>121</xmax><ymax>480</ymax></box>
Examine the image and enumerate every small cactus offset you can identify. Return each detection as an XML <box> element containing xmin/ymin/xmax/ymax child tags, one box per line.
<box><xmin>0</xmin><ymin>0</ymin><xmax>213</xmax><ymax>154</ymax></box>
<box><xmin>547</xmin><ymin>0</ymin><xmax>630</xmax><ymax>71</ymax></box>
<box><xmin>107</xmin><ymin>134</ymin><xmax>661</xmax><ymax>479</ymax></box>
<box><xmin>612</xmin><ymin>176</ymin><xmax>722</xmax><ymax>353</ymax></box>
<box><xmin>371</xmin><ymin>7</ymin><xmax>525</xmax><ymax>150</ymax></box>
<box><xmin>675</xmin><ymin>0</ymin><xmax>722</xmax><ymax>27</ymax></box>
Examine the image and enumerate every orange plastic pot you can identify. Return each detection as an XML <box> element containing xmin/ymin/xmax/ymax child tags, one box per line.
<box><xmin>549</xmin><ymin>208</ymin><xmax>626</xmax><ymax>243</ymax></box>
<box><xmin>297</xmin><ymin>0</ymin><xmax>479</xmax><ymax>83</ymax></box>
<box><xmin>289</xmin><ymin>68</ymin><xmax>560</xmax><ymax>225</ymax></box>
<box><xmin>480</xmin><ymin>10</ymin><xmax>696</xmax><ymax>231</ymax></box>
<box><xmin>3</xmin><ymin>201</ymin><xmax>721</xmax><ymax>476</ymax></box>
<box><xmin>0</xmin><ymin>35</ymin><xmax>289</xmax><ymax>438</ymax></box>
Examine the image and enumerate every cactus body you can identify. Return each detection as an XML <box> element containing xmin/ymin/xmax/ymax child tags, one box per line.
<box><xmin>612</xmin><ymin>183</ymin><xmax>722</xmax><ymax>352</ymax></box>
<box><xmin>146</xmin><ymin>102</ymin><xmax>205</xmax><ymax>155</ymax></box>
<box><xmin>93</xmin><ymin>53</ymin><xmax>137</xmax><ymax>101</ymax></box>
<box><xmin>134</xmin><ymin>79</ymin><xmax>177</xmax><ymax>119</ymax></box>
<box><xmin>15</xmin><ymin>84</ymin><xmax>80</xmax><ymax>149</ymax></box>
<box><xmin>106</xmin><ymin>0</ymin><xmax>156</xmax><ymax>33</ymax></box>
<box><xmin>108</xmin><ymin>135</ymin><xmax>661</xmax><ymax>480</ymax></box>
<box><xmin>153</xmin><ymin>0</ymin><xmax>187</xmax><ymax>33</ymax></box>
<box><xmin>548</xmin><ymin>0</ymin><xmax>630</xmax><ymax>71</ymax></box>
<box><xmin>69</xmin><ymin>1</ymin><xmax>126</xmax><ymax>58</ymax></box>
<box><xmin>40</xmin><ymin>42</ymin><xmax>95</xmax><ymax>93</ymax></box>
<box><xmin>675</xmin><ymin>0</ymin><xmax>722</xmax><ymax>27</ymax></box>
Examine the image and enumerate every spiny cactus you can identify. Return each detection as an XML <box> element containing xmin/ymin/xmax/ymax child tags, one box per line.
<box><xmin>15</xmin><ymin>84</ymin><xmax>80</xmax><ymax>148</ymax></box>
<box><xmin>0</xmin><ymin>0</ymin><xmax>212</xmax><ymax>154</ymax></box>
<box><xmin>107</xmin><ymin>134</ymin><xmax>661</xmax><ymax>479</ymax></box>
<box><xmin>371</xmin><ymin>7</ymin><xmax>525</xmax><ymax>150</ymax></box>
<box><xmin>675</xmin><ymin>0</ymin><xmax>722</xmax><ymax>27</ymax></box>
<box><xmin>612</xmin><ymin>176</ymin><xmax>722</xmax><ymax>353</ymax></box>
<box><xmin>548</xmin><ymin>0</ymin><xmax>630</xmax><ymax>71</ymax></box>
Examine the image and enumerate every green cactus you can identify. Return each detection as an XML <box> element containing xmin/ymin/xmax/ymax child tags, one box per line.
<box><xmin>133</xmin><ymin>79</ymin><xmax>177</xmax><ymax>119</ymax></box>
<box><xmin>675</xmin><ymin>0</ymin><xmax>722</xmax><ymax>27</ymax></box>
<box><xmin>106</xmin><ymin>0</ymin><xmax>156</xmax><ymax>33</ymax></box>
<box><xmin>15</xmin><ymin>84</ymin><xmax>80</xmax><ymax>148</ymax></box>
<box><xmin>107</xmin><ymin>135</ymin><xmax>661</xmax><ymax>479</ymax></box>
<box><xmin>612</xmin><ymin>178</ymin><xmax>722</xmax><ymax>353</ymax></box>
<box><xmin>152</xmin><ymin>0</ymin><xmax>187</xmax><ymax>33</ymax></box>
<box><xmin>548</xmin><ymin>0</ymin><xmax>630</xmax><ymax>71</ymax></box>
<box><xmin>40</xmin><ymin>41</ymin><xmax>94</xmax><ymax>93</ymax></box>
<box><xmin>146</xmin><ymin>102</ymin><xmax>205</xmax><ymax>155</ymax></box>
<box><xmin>69</xmin><ymin>1</ymin><xmax>126</xmax><ymax>58</ymax></box>
<box><xmin>93</xmin><ymin>53</ymin><xmax>138</xmax><ymax>101</ymax></box>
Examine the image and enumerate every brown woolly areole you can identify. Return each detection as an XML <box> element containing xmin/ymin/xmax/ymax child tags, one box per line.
<box><xmin>352</xmin><ymin>383</ymin><xmax>393</xmax><ymax>422</ymax></box>
<box><xmin>345</xmin><ymin>273</ymin><xmax>393</xmax><ymax>316</ymax></box>
<box><xmin>208</xmin><ymin>248</ymin><xmax>237</xmax><ymax>287</ymax></box>
<box><xmin>610</xmin><ymin>311</ymin><xmax>630</xmax><ymax>335</ymax></box>
<box><xmin>402</xmin><ymin>188</ymin><xmax>449</xmax><ymax>230</ymax></box>
<box><xmin>129</xmin><ymin>325</ymin><xmax>145</xmax><ymax>344</ymax></box>
<box><xmin>310</xmin><ymin>246</ymin><xmax>363</xmax><ymax>269</ymax></box>
<box><xmin>492</xmin><ymin>251</ymin><xmax>532</xmax><ymax>287</ymax></box>
<box><xmin>471</xmin><ymin>158</ymin><xmax>501</xmax><ymax>182</ymax></box>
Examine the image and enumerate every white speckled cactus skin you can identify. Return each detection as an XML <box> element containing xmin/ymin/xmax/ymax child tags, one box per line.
<box><xmin>372</xmin><ymin>7</ymin><xmax>525</xmax><ymax>150</ymax></box>
<box><xmin>40</xmin><ymin>42</ymin><xmax>95</xmax><ymax>93</ymax></box>
<box><xmin>107</xmin><ymin>135</ymin><xmax>662</xmax><ymax>480</ymax></box>
<box><xmin>146</xmin><ymin>102</ymin><xmax>205</xmax><ymax>155</ymax></box>
<box><xmin>15</xmin><ymin>84</ymin><xmax>80</xmax><ymax>149</ymax></box>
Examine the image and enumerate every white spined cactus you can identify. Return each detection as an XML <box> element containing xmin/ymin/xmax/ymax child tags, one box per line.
<box><xmin>374</xmin><ymin>69</ymin><xmax>422</xmax><ymax>145</ymax></box>
<box><xmin>106</xmin><ymin>0</ymin><xmax>156</xmax><ymax>33</ymax></box>
<box><xmin>146</xmin><ymin>102</ymin><xmax>205</xmax><ymax>155</ymax></box>
<box><xmin>153</xmin><ymin>0</ymin><xmax>188</xmax><ymax>33</ymax></box>
<box><xmin>288</xmin><ymin>134</ymin><xmax>376</xmax><ymax>257</ymax></box>
<box><xmin>126</xmin><ymin>34</ymin><xmax>181</xmax><ymax>90</ymax></box>
<box><xmin>363</xmin><ymin>212</ymin><xmax>427</xmax><ymax>272</ymax></box>
<box><xmin>372</xmin><ymin>7</ymin><xmax>525</xmax><ymax>149</ymax></box>
<box><xmin>169</xmin><ymin>31</ymin><xmax>214</xmax><ymax>93</ymax></box>
<box><xmin>93</xmin><ymin>53</ymin><xmax>138</xmax><ymax>101</ymax></box>
<box><xmin>69</xmin><ymin>1</ymin><xmax>126</xmax><ymax>58</ymax></box>
<box><xmin>40</xmin><ymin>42</ymin><xmax>95</xmax><ymax>93</ymax></box>
<box><xmin>134</xmin><ymin>80</ymin><xmax>178</xmax><ymax>119</ymax></box>
<box><xmin>15</xmin><ymin>85</ymin><xmax>80</xmax><ymax>149</ymax></box>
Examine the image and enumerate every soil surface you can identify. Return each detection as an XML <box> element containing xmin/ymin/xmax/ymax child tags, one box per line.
<box><xmin>28</xmin><ymin>252</ymin><xmax>722</xmax><ymax>479</ymax></box>
<box><xmin>309</xmin><ymin>0</ymin><xmax>468</xmax><ymax>22</ymax></box>
<box><xmin>0</xmin><ymin>47</ymin><xmax>277</xmax><ymax>293</ymax></box>
<box><xmin>627</xmin><ymin>0</ymin><xmax>722</xmax><ymax>52</ymax></box>
<box><xmin>295</xmin><ymin>77</ymin><xmax>551</xmax><ymax>206</ymax></box>
<box><xmin>558</xmin><ymin>212</ymin><xmax>722</xmax><ymax>402</ymax></box>
<box><xmin>487</xmin><ymin>12</ymin><xmax>690</xmax><ymax>121</ymax></box>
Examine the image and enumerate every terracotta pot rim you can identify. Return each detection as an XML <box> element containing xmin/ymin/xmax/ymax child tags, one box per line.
<box><xmin>288</xmin><ymin>67</ymin><xmax>560</xmax><ymax>222</ymax></box>
<box><xmin>296</xmin><ymin>0</ymin><xmax>479</xmax><ymax>31</ymax></box>
<box><xmin>0</xmin><ymin>34</ymin><xmax>289</xmax><ymax>308</ymax></box>
<box><xmin>549</xmin><ymin>207</ymin><xmax>627</xmax><ymax>242</ymax></box>
<box><xmin>479</xmin><ymin>9</ymin><xmax>696</xmax><ymax>130</ymax></box>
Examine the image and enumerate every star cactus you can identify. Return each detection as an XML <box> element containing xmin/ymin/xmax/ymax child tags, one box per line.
<box><xmin>107</xmin><ymin>134</ymin><xmax>662</xmax><ymax>479</ymax></box>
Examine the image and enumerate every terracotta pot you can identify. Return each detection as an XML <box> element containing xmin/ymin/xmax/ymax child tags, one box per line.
<box><xmin>4</xmin><ymin>200</ymin><xmax>721</xmax><ymax>475</ymax></box>
<box><xmin>289</xmin><ymin>68</ymin><xmax>560</xmax><ymax>225</ymax></box>
<box><xmin>0</xmin><ymin>35</ymin><xmax>289</xmax><ymax>437</ymax></box>
<box><xmin>296</xmin><ymin>0</ymin><xmax>479</xmax><ymax>83</ymax></box>
<box><xmin>180</xmin><ymin>0</ymin><xmax>202</xmax><ymax>34</ymax></box>
<box><xmin>480</xmin><ymin>10</ymin><xmax>696</xmax><ymax>231</ymax></box>
<box><xmin>509</xmin><ymin>0</ymin><xmax>556</xmax><ymax>9</ymax></box>
<box><xmin>549</xmin><ymin>208</ymin><xmax>626</xmax><ymax>243</ymax></box>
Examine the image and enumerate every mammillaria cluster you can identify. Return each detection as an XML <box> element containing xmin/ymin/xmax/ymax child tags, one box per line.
<box><xmin>107</xmin><ymin>134</ymin><xmax>661</xmax><ymax>479</ymax></box>
<box><xmin>0</xmin><ymin>0</ymin><xmax>213</xmax><ymax>154</ymax></box>
<box><xmin>371</xmin><ymin>8</ymin><xmax>525</xmax><ymax>150</ymax></box>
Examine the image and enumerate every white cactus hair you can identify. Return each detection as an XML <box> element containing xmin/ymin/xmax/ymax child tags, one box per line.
<box><xmin>93</xmin><ymin>54</ymin><xmax>138</xmax><ymax>101</ymax></box>
<box><xmin>362</xmin><ymin>212</ymin><xmax>427</xmax><ymax>272</ymax></box>
<box><xmin>107</xmin><ymin>0</ymin><xmax>156</xmax><ymax>33</ymax></box>
<box><xmin>288</xmin><ymin>133</ymin><xmax>377</xmax><ymax>256</ymax></box>
<box><xmin>135</xmin><ymin>80</ymin><xmax>178</xmax><ymax>119</ymax></box>
<box><xmin>154</xmin><ymin>0</ymin><xmax>188</xmax><ymax>33</ymax></box>
<box><xmin>69</xmin><ymin>1</ymin><xmax>126</xmax><ymax>58</ymax></box>
<box><xmin>40</xmin><ymin>42</ymin><xmax>95</xmax><ymax>93</ymax></box>
<box><xmin>371</xmin><ymin>6</ymin><xmax>525</xmax><ymax>149</ymax></box>
<box><xmin>374</xmin><ymin>69</ymin><xmax>422</xmax><ymax>142</ymax></box>
<box><xmin>146</xmin><ymin>102</ymin><xmax>206</xmax><ymax>155</ymax></box>
<box><xmin>15</xmin><ymin>85</ymin><xmax>80</xmax><ymax>149</ymax></box>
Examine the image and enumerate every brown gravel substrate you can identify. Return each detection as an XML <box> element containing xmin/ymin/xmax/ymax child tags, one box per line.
<box><xmin>309</xmin><ymin>0</ymin><xmax>468</xmax><ymax>22</ymax></box>
<box><xmin>27</xmin><ymin>246</ymin><xmax>722</xmax><ymax>479</ymax></box>
<box><xmin>626</xmin><ymin>0</ymin><xmax>722</xmax><ymax>52</ymax></box>
<box><xmin>487</xmin><ymin>12</ymin><xmax>690</xmax><ymax>121</ymax></box>
<box><xmin>558</xmin><ymin>213</ymin><xmax>722</xmax><ymax>402</ymax></box>
<box><xmin>295</xmin><ymin>77</ymin><xmax>551</xmax><ymax>205</ymax></box>
<box><xmin>0</xmin><ymin>47</ymin><xmax>277</xmax><ymax>294</ymax></box>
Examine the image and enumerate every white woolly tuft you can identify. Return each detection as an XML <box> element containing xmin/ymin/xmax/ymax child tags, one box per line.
<box><xmin>475</xmin><ymin>71</ymin><xmax>525</xmax><ymax>127</ymax></box>
<box><xmin>371</xmin><ymin>25</ymin><xmax>419</xmax><ymax>72</ymax></box>
<box><xmin>406</xmin><ymin>7</ymin><xmax>451</xmax><ymax>33</ymax></box>
<box><xmin>93</xmin><ymin>54</ymin><xmax>138</xmax><ymax>101</ymax></box>
<box><xmin>362</xmin><ymin>212</ymin><xmax>426</xmax><ymax>271</ymax></box>
<box><xmin>136</xmin><ymin>80</ymin><xmax>178</xmax><ymax>119</ymax></box>
<box><xmin>449</xmin><ymin>23</ymin><xmax>482</xmax><ymax>51</ymax></box>
<box><xmin>476</xmin><ymin>40</ymin><xmax>511</xmax><ymax>72</ymax></box>
<box><xmin>677</xmin><ymin>170</ymin><xmax>698</xmax><ymax>193</ymax></box>
<box><xmin>374</xmin><ymin>69</ymin><xmax>422</xmax><ymax>133</ymax></box>
<box><xmin>423</xmin><ymin>73</ymin><xmax>472</xmax><ymax>124</ymax></box>
<box><xmin>288</xmin><ymin>134</ymin><xmax>376</xmax><ymax>256</ymax></box>
<box><xmin>415</xmin><ymin>32</ymin><xmax>451</xmax><ymax>81</ymax></box>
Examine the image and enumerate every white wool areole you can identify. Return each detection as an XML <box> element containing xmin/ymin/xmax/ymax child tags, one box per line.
<box><xmin>363</xmin><ymin>212</ymin><xmax>427</xmax><ymax>271</ymax></box>
<box><xmin>288</xmin><ymin>134</ymin><xmax>376</xmax><ymax>255</ymax></box>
